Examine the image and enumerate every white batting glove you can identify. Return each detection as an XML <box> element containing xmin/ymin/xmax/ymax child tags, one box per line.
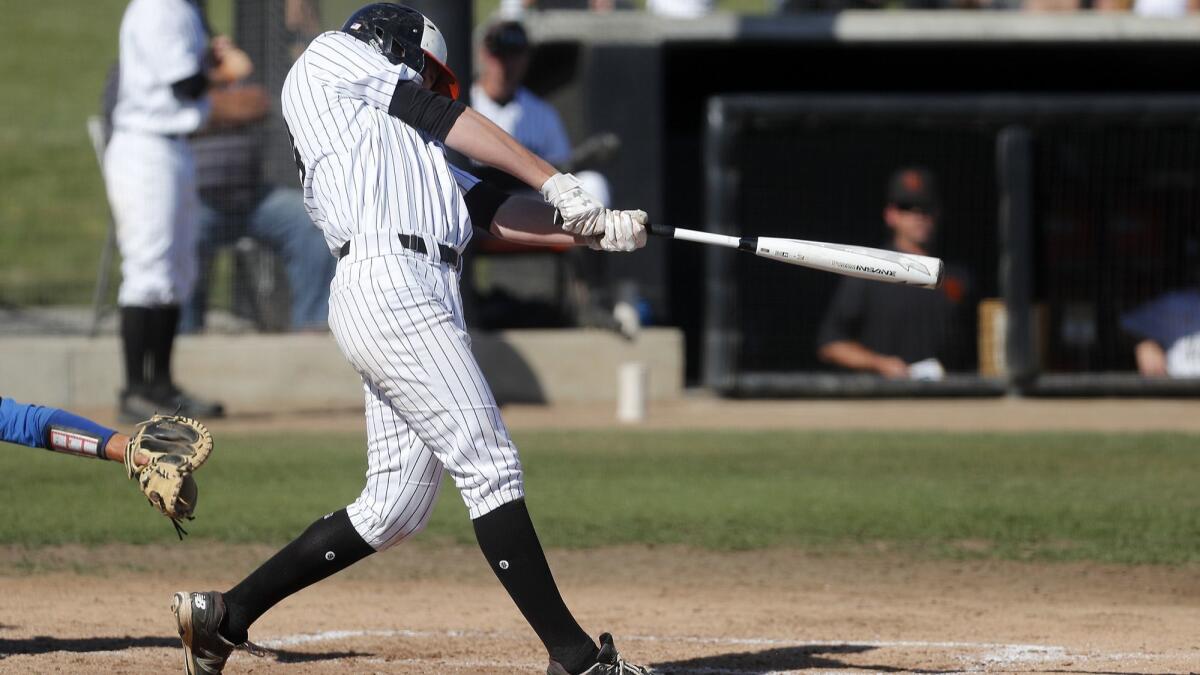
<box><xmin>588</xmin><ymin>209</ymin><xmax>648</xmax><ymax>252</ymax></box>
<box><xmin>541</xmin><ymin>172</ymin><xmax>605</xmax><ymax>237</ymax></box>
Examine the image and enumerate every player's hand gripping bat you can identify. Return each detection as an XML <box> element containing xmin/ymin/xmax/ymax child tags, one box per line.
<box><xmin>646</xmin><ymin>223</ymin><xmax>944</xmax><ymax>289</ymax></box>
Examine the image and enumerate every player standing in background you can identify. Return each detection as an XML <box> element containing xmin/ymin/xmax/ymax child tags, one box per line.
<box><xmin>171</xmin><ymin>4</ymin><xmax>654</xmax><ymax>674</ymax></box>
<box><xmin>106</xmin><ymin>0</ymin><xmax>249</xmax><ymax>421</ymax></box>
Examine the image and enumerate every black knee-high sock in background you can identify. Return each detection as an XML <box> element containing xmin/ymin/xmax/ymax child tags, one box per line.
<box><xmin>473</xmin><ymin>499</ymin><xmax>598</xmax><ymax>674</ymax></box>
<box><xmin>219</xmin><ymin>509</ymin><xmax>375</xmax><ymax>644</ymax></box>
<box><xmin>146</xmin><ymin>305</ymin><xmax>180</xmax><ymax>392</ymax></box>
<box><xmin>120</xmin><ymin>306</ymin><xmax>151</xmax><ymax>393</ymax></box>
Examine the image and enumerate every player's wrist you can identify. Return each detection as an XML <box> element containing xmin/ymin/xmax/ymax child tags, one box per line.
<box><xmin>540</xmin><ymin>172</ymin><xmax>578</xmax><ymax>203</ymax></box>
<box><xmin>106</xmin><ymin>433</ymin><xmax>132</xmax><ymax>463</ymax></box>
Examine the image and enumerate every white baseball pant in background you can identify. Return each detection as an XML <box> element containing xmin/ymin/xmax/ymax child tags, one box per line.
<box><xmin>104</xmin><ymin>130</ymin><xmax>200</xmax><ymax>307</ymax></box>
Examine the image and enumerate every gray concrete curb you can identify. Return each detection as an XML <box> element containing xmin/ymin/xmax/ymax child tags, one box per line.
<box><xmin>0</xmin><ymin>328</ymin><xmax>683</xmax><ymax>413</ymax></box>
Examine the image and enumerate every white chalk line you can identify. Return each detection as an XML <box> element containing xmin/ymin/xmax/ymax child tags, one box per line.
<box><xmin>260</xmin><ymin>627</ymin><xmax>1059</xmax><ymax>651</ymax></box>
<box><xmin>253</xmin><ymin>627</ymin><xmax>1179</xmax><ymax>672</ymax></box>
<box><xmin>341</xmin><ymin>658</ymin><xmax>868</xmax><ymax>675</ymax></box>
<box><xmin>54</xmin><ymin>627</ymin><xmax>1177</xmax><ymax>674</ymax></box>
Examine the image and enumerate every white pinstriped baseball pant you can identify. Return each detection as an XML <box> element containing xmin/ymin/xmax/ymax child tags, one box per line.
<box><xmin>329</xmin><ymin>232</ymin><xmax>524</xmax><ymax>551</ymax></box>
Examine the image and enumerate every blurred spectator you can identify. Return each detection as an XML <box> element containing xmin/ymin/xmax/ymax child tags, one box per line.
<box><xmin>470</xmin><ymin>20</ymin><xmax>611</xmax><ymax>204</ymax></box>
<box><xmin>777</xmin><ymin>0</ymin><xmax>1020</xmax><ymax>8</ymax></box>
<box><xmin>648</xmin><ymin>0</ymin><xmax>715</xmax><ymax>17</ymax></box>
<box><xmin>182</xmin><ymin>0</ymin><xmax>334</xmax><ymax>333</ymax></box>
<box><xmin>471</xmin><ymin>20</ymin><xmax>625</xmax><ymax>331</ymax></box>
<box><xmin>817</xmin><ymin>167</ymin><xmax>967</xmax><ymax>379</ymax></box>
<box><xmin>776</xmin><ymin>0</ymin><xmax>940</xmax><ymax>10</ymax></box>
<box><xmin>184</xmin><ymin>88</ymin><xmax>336</xmax><ymax>333</ymax></box>
<box><xmin>498</xmin><ymin>0</ymin><xmax>634</xmax><ymax>14</ymax></box>
<box><xmin>777</xmin><ymin>0</ymin><xmax>886</xmax><ymax>10</ymax></box>
<box><xmin>1131</xmin><ymin>0</ymin><xmax>1198</xmax><ymax>16</ymax></box>
<box><xmin>1027</xmin><ymin>0</ymin><xmax>1199</xmax><ymax>12</ymax></box>
<box><xmin>1121</xmin><ymin>290</ymin><xmax>1200</xmax><ymax>377</ymax></box>
<box><xmin>1024</xmin><ymin>0</ymin><xmax>1103</xmax><ymax>10</ymax></box>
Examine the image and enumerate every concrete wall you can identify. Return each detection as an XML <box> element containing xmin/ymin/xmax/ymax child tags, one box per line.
<box><xmin>0</xmin><ymin>329</ymin><xmax>683</xmax><ymax>413</ymax></box>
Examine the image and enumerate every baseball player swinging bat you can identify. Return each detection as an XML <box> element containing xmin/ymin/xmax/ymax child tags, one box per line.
<box><xmin>647</xmin><ymin>223</ymin><xmax>944</xmax><ymax>289</ymax></box>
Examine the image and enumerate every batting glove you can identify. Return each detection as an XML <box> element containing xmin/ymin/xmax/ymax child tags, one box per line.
<box><xmin>542</xmin><ymin>172</ymin><xmax>605</xmax><ymax>237</ymax></box>
<box><xmin>589</xmin><ymin>209</ymin><xmax>648</xmax><ymax>252</ymax></box>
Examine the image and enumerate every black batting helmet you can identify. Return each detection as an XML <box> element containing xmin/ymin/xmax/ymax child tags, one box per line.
<box><xmin>341</xmin><ymin>3</ymin><xmax>459</xmax><ymax>99</ymax></box>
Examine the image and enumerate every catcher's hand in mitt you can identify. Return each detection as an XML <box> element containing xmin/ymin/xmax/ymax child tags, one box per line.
<box><xmin>124</xmin><ymin>414</ymin><xmax>214</xmax><ymax>539</ymax></box>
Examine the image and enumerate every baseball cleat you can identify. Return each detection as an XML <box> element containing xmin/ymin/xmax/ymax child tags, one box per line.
<box><xmin>172</xmin><ymin>591</ymin><xmax>236</xmax><ymax>675</ymax></box>
<box><xmin>118</xmin><ymin>389</ymin><xmax>161</xmax><ymax>424</ymax></box>
<box><xmin>547</xmin><ymin>633</ymin><xmax>658</xmax><ymax>675</ymax></box>
<box><xmin>162</xmin><ymin>387</ymin><xmax>226</xmax><ymax>420</ymax></box>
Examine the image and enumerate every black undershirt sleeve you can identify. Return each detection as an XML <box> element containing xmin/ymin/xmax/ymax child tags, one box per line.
<box><xmin>388</xmin><ymin>79</ymin><xmax>466</xmax><ymax>142</ymax></box>
<box><xmin>171</xmin><ymin>72</ymin><xmax>209</xmax><ymax>101</ymax></box>
<box><xmin>463</xmin><ymin>181</ymin><xmax>512</xmax><ymax>229</ymax></box>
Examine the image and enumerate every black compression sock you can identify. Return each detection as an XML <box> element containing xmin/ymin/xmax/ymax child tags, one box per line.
<box><xmin>120</xmin><ymin>306</ymin><xmax>151</xmax><ymax>392</ymax></box>
<box><xmin>219</xmin><ymin>509</ymin><xmax>375</xmax><ymax>644</ymax></box>
<box><xmin>473</xmin><ymin>499</ymin><xmax>599</xmax><ymax>674</ymax></box>
<box><xmin>147</xmin><ymin>305</ymin><xmax>180</xmax><ymax>391</ymax></box>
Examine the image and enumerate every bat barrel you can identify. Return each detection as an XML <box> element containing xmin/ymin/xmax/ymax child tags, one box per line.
<box><xmin>756</xmin><ymin>237</ymin><xmax>944</xmax><ymax>289</ymax></box>
<box><xmin>646</xmin><ymin>224</ymin><xmax>944</xmax><ymax>290</ymax></box>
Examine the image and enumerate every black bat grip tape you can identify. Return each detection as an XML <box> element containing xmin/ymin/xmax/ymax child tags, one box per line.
<box><xmin>647</xmin><ymin>222</ymin><xmax>675</xmax><ymax>238</ymax></box>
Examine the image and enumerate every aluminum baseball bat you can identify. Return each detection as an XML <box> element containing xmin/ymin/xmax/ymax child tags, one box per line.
<box><xmin>646</xmin><ymin>223</ymin><xmax>944</xmax><ymax>289</ymax></box>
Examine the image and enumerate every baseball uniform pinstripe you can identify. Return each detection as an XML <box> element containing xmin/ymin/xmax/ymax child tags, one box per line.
<box><xmin>283</xmin><ymin>32</ymin><xmax>522</xmax><ymax>550</ymax></box>
<box><xmin>171</xmin><ymin>10</ymin><xmax>655</xmax><ymax>673</ymax></box>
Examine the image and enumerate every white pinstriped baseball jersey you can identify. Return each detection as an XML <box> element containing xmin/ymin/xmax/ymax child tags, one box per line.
<box><xmin>282</xmin><ymin>31</ymin><xmax>480</xmax><ymax>256</ymax></box>
<box><xmin>282</xmin><ymin>28</ymin><xmax>525</xmax><ymax>548</ymax></box>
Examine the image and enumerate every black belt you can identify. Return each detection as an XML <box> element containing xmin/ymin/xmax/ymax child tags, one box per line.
<box><xmin>338</xmin><ymin>234</ymin><xmax>460</xmax><ymax>268</ymax></box>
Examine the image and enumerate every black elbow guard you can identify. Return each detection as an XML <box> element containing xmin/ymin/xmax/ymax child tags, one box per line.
<box><xmin>388</xmin><ymin>79</ymin><xmax>466</xmax><ymax>142</ymax></box>
<box><xmin>464</xmin><ymin>181</ymin><xmax>511</xmax><ymax>228</ymax></box>
<box><xmin>171</xmin><ymin>72</ymin><xmax>209</xmax><ymax>101</ymax></box>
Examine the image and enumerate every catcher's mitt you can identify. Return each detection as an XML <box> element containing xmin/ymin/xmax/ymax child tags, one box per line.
<box><xmin>124</xmin><ymin>414</ymin><xmax>214</xmax><ymax>539</ymax></box>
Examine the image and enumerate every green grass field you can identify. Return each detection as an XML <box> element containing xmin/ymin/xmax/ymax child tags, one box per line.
<box><xmin>2</xmin><ymin>430</ymin><xmax>1198</xmax><ymax>565</ymax></box>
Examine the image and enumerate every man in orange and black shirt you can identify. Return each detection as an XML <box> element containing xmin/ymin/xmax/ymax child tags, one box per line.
<box><xmin>817</xmin><ymin>167</ymin><xmax>968</xmax><ymax>379</ymax></box>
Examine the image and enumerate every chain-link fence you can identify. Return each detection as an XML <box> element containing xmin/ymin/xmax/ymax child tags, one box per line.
<box><xmin>703</xmin><ymin>95</ymin><xmax>1200</xmax><ymax>396</ymax></box>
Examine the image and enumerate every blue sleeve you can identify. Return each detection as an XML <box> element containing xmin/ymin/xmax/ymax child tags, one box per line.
<box><xmin>0</xmin><ymin>397</ymin><xmax>117</xmax><ymax>453</ymax></box>
<box><xmin>0</xmin><ymin>397</ymin><xmax>57</xmax><ymax>448</ymax></box>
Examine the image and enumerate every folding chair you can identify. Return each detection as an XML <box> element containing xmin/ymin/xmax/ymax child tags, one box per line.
<box><xmin>86</xmin><ymin>115</ymin><xmax>119</xmax><ymax>338</ymax></box>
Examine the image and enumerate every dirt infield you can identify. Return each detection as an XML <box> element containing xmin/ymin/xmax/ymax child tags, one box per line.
<box><xmin>206</xmin><ymin>397</ymin><xmax>1200</xmax><ymax>435</ymax></box>
<box><xmin>11</xmin><ymin>400</ymin><xmax>1194</xmax><ymax>673</ymax></box>
<box><xmin>69</xmin><ymin>396</ymin><xmax>1200</xmax><ymax>437</ymax></box>
<box><xmin>1</xmin><ymin>543</ymin><xmax>1197</xmax><ymax>674</ymax></box>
